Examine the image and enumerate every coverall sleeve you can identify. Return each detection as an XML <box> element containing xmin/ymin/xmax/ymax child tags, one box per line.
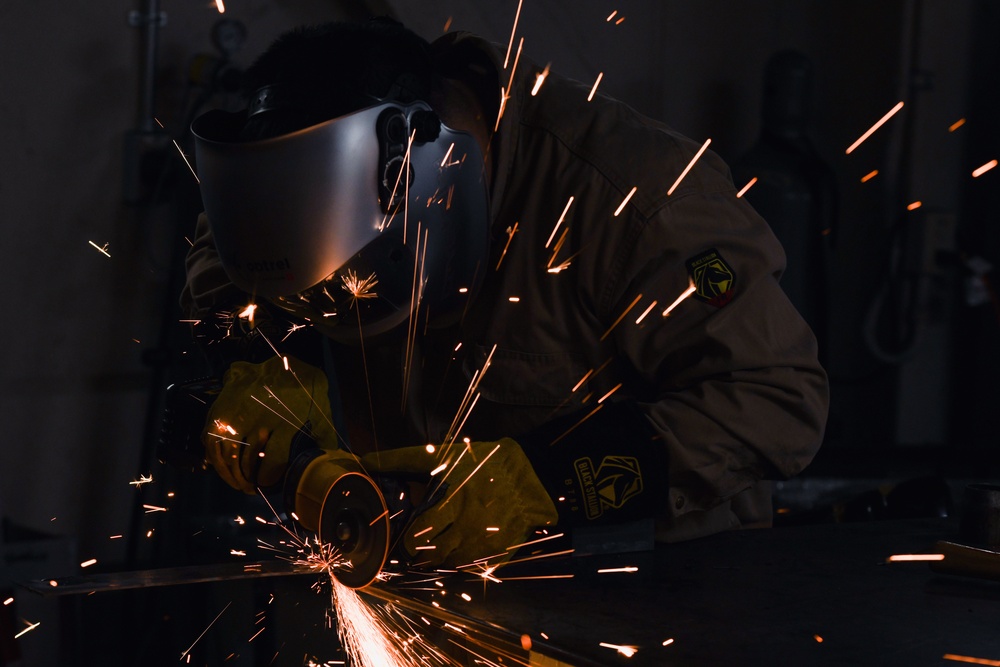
<box><xmin>608</xmin><ymin>187</ymin><xmax>829</xmax><ymax>523</ymax></box>
<box><xmin>180</xmin><ymin>212</ymin><xmax>247</xmax><ymax>319</ymax></box>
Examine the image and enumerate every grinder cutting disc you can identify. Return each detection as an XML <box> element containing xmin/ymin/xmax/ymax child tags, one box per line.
<box><xmin>319</xmin><ymin>471</ymin><xmax>390</xmax><ymax>588</ymax></box>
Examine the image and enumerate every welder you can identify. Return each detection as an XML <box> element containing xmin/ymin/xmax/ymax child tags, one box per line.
<box><xmin>180</xmin><ymin>19</ymin><xmax>829</xmax><ymax>574</ymax></box>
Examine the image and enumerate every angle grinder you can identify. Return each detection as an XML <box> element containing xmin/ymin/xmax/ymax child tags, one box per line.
<box><xmin>160</xmin><ymin>378</ymin><xmax>399</xmax><ymax>589</ymax></box>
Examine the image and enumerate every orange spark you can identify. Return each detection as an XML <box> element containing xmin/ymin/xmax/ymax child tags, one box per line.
<box><xmin>88</xmin><ymin>240</ymin><xmax>111</xmax><ymax>257</ymax></box>
<box><xmin>973</xmin><ymin>159</ymin><xmax>997</xmax><ymax>177</ymax></box>
<box><xmin>80</xmin><ymin>558</ymin><xmax>98</xmax><ymax>568</ymax></box>
<box><xmin>616</xmin><ymin>17</ymin><xmax>625</xmax><ymax>25</ymax></box>
<box><xmin>886</xmin><ymin>553</ymin><xmax>945</xmax><ymax>562</ymax></box>
<box><xmin>3</xmin><ymin>598</ymin><xmax>12</xmax><ymax>606</ymax></box>
<box><xmin>662</xmin><ymin>278</ymin><xmax>697</xmax><ymax>317</ymax></box>
<box><xmin>14</xmin><ymin>621</ymin><xmax>41</xmax><ymax>639</ymax></box>
<box><xmin>600</xmin><ymin>293</ymin><xmax>643</xmax><ymax>341</ymax></box>
<box><xmin>597</xmin><ymin>383</ymin><xmax>622</xmax><ymax>404</ymax></box>
<box><xmin>496</xmin><ymin>222</ymin><xmax>519</xmax><ymax>270</ymax></box>
<box><xmin>425</xmin><ymin>443</ymin><xmax>436</xmax><ymax>453</ymax></box>
<box><xmin>607</xmin><ymin>10</ymin><xmax>618</xmax><ymax>21</ymax></box>
<box><xmin>215</xmin><ymin>0</ymin><xmax>224</xmax><ymax>13</ymax></box>
<box><xmin>846</xmin><ymin>101</ymin><xmax>904</xmax><ymax>154</ymax></box>
<box><xmin>600</xmin><ymin>643</ymin><xmax>638</xmax><ymax>658</ymax></box>
<box><xmin>508</xmin><ymin>296</ymin><xmax>521</xmax><ymax>302</ymax></box>
<box><xmin>414</xmin><ymin>526</ymin><xmax>434</xmax><ymax>538</ymax></box>
<box><xmin>667</xmin><ymin>138</ymin><xmax>712</xmax><ymax>195</ymax></box>
<box><xmin>861</xmin><ymin>169</ymin><xmax>879</xmax><ymax>183</ymax></box>
<box><xmin>230</xmin><ymin>549</ymin><xmax>246</xmax><ymax>556</ymax></box>
<box><xmin>460</xmin><ymin>593</ymin><xmax>472</xmax><ymax>602</ymax></box>
<box><xmin>443</xmin><ymin>16</ymin><xmax>453</xmax><ymax>32</ymax></box>
<box><xmin>814</xmin><ymin>635</ymin><xmax>824</xmax><ymax>643</ymax></box>
<box><xmin>503</xmin><ymin>0</ymin><xmax>524</xmax><ymax>69</ymax></box>
<box><xmin>615</xmin><ymin>186</ymin><xmax>637</xmax><ymax>216</ymax></box>
<box><xmin>546</xmin><ymin>197</ymin><xmax>575</xmax><ymax>248</ymax></box>
<box><xmin>597</xmin><ymin>566</ymin><xmax>638</xmax><ymax>573</ymax></box>
<box><xmin>663</xmin><ymin>638</ymin><xmax>675</xmax><ymax>646</ymax></box>
<box><xmin>109</xmin><ymin>534</ymin><xmax>122</xmax><ymax>539</ymax></box>
<box><xmin>531</xmin><ymin>63</ymin><xmax>551</xmax><ymax>96</ymax></box>
<box><xmin>948</xmin><ymin>118</ymin><xmax>966</xmax><ymax>132</ymax></box>
<box><xmin>129</xmin><ymin>473</ymin><xmax>153</xmax><ymax>488</ymax></box>
<box><xmin>635</xmin><ymin>300</ymin><xmax>658</xmax><ymax>324</ymax></box>
<box><xmin>180</xmin><ymin>601</ymin><xmax>232</xmax><ymax>661</ymax></box>
<box><xmin>907</xmin><ymin>200</ymin><xmax>923</xmax><ymax>211</ymax></box>
<box><xmin>736</xmin><ymin>176</ymin><xmax>758</xmax><ymax>198</ymax></box>
<box><xmin>587</xmin><ymin>72</ymin><xmax>604</xmax><ymax>102</ymax></box>
<box><xmin>943</xmin><ymin>655</ymin><xmax>1000</xmax><ymax>667</ymax></box>
<box><xmin>143</xmin><ymin>504</ymin><xmax>167</xmax><ymax>513</ymax></box>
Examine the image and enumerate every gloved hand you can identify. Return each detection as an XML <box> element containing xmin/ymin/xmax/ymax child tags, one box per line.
<box><xmin>362</xmin><ymin>438</ymin><xmax>558</xmax><ymax>569</ymax></box>
<box><xmin>204</xmin><ymin>355</ymin><xmax>337</xmax><ymax>494</ymax></box>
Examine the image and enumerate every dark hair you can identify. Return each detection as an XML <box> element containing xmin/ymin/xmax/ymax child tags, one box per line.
<box><xmin>240</xmin><ymin>19</ymin><xmax>434</xmax><ymax>140</ymax></box>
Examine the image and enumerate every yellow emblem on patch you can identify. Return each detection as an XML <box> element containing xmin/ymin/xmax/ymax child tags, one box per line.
<box><xmin>686</xmin><ymin>248</ymin><xmax>736</xmax><ymax>307</ymax></box>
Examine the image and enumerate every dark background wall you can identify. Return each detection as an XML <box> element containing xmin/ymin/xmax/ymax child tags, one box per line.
<box><xmin>0</xmin><ymin>0</ymin><xmax>996</xmax><ymax>663</ymax></box>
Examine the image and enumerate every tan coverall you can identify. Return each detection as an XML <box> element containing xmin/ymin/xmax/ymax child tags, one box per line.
<box><xmin>182</xmin><ymin>32</ymin><xmax>829</xmax><ymax>544</ymax></box>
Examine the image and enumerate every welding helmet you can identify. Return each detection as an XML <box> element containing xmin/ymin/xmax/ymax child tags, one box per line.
<box><xmin>191</xmin><ymin>98</ymin><xmax>489</xmax><ymax>342</ymax></box>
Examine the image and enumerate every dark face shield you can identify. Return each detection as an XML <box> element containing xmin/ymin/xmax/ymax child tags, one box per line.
<box><xmin>192</xmin><ymin>101</ymin><xmax>490</xmax><ymax>341</ymax></box>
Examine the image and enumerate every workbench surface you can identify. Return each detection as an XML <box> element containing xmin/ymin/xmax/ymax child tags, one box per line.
<box><xmin>396</xmin><ymin>518</ymin><xmax>1000</xmax><ymax>666</ymax></box>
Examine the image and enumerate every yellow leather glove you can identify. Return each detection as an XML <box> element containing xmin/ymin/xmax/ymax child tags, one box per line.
<box><xmin>362</xmin><ymin>439</ymin><xmax>558</xmax><ymax>569</ymax></box>
<box><xmin>204</xmin><ymin>356</ymin><xmax>337</xmax><ymax>494</ymax></box>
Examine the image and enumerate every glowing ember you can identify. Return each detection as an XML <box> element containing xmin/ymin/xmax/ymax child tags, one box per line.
<box><xmin>587</xmin><ymin>72</ymin><xmax>604</xmax><ymax>102</ymax></box>
<box><xmin>972</xmin><ymin>159</ymin><xmax>997</xmax><ymax>178</ymax></box>
<box><xmin>88</xmin><ymin>241</ymin><xmax>111</xmax><ymax>258</ymax></box>
<box><xmin>599</xmin><ymin>642</ymin><xmax>638</xmax><ymax>658</ymax></box>
<box><xmin>129</xmin><ymin>473</ymin><xmax>153</xmax><ymax>488</ymax></box>
<box><xmin>14</xmin><ymin>621</ymin><xmax>40</xmax><ymax>639</ymax></box>
<box><xmin>943</xmin><ymin>655</ymin><xmax>1000</xmax><ymax>667</ymax></box>
<box><xmin>948</xmin><ymin>118</ymin><xmax>966</xmax><ymax>132</ymax></box>
<box><xmin>907</xmin><ymin>201</ymin><xmax>923</xmax><ymax>211</ymax></box>
<box><xmin>845</xmin><ymin>101</ymin><xmax>904</xmax><ymax>154</ymax></box>
<box><xmin>614</xmin><ymin>186</ymin><xmax>637</xmax><ymax>216</ymax></box>
<box><xmin>531</xmin><ymin>63</ymin><xmax>551</xmax><ymax>96</ymax></box>
<box><xmin>736</xmin><ymin>176</ymin><xmax>758</xmax><ymax>198</ymax></box>
<box><xmin>667</xmin><ymin>138</ymin><xmax>712</xmax><ymax>196</ymax></box>
<box><xmin>861</xmin><ymin>169</ymin><xmax>879</xmax><ymax>183</ymax></box>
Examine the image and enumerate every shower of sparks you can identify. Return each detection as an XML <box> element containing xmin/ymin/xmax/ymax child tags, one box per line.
<box><xmin>599</xmin><ymin>642</ymin><xmax>638</xmax><ymax>658</ymax></box>
<box><xmin>531</xmin><ymin>63</ymin><xmax>551</xmax><ymax>96</ymax></box>
<box><xmin>944</xmin><ymin>656</ymin><xmax>1000</xmax><ymax>667</ymax></box>
<box><xmin>80</xmin><ymin>558</ymin><xmax>98</xmax><ymax>568</ymax></box>
<box><xmin>503</xmin><ymin>0</ymin><xmax>524</xmax><ymax>69</ymax></box>
<box><xmin>342</xmin><ymin>270</ymin><xmax>379</xmax><ymax>304</ymax></box>
<box><xmin>330</xmin><ymin>579</ymin><xmax>423</xmax><ymax>667</ymax></box>
<box><xmin>972</xmin><ymin>159</ymin><xmax>997</xmax><ymax>178</ymax></box>
<box><xmin>179</xmin><ymin>601</ymin><xmax>232</xmax><ymax>661</ymax></box>
<box><xmin>14</xmin><ymin>621</ymin><xmax>41</xmax><ymax>640</ymax></box>
<box><xmin>667</xmin><ymin>138</ymin><xmax>712</xmax><ymax>196</ymax></box>
<box><xmin>129</xmin><ymin>473</ymin><xmax>153</xmax><ymax>488</ymax></box>
<box><xmin>215</xmin><ymin>0</ymin><xmax>225</xmax><ymax>12</ymax></box>
<box><xmin>886</xmin><ymin>553</ymin><xmax>945</xmax><ymax>562</ymax></box>
<box><xmin>861</xmin><ymin>169</ymin><xmax>879</xmax><ymax>183</ymax></box>
<box><xmin>736</xmin><ymin>177</ymin><xmax>758</xmax><ymax>198</ymax></box>
<box><xmin>845</xmin><ymin>101</ymin><xmax>904</xmax><ymax>154</ymax></box>
<box><xmin>587</xmin><ymin>72</ymin><xmax>604</xmax><ymax>102</ymax></box>
<box><xmin>663</xmin><ymin>278</ymin><xmax>697</xmax><ymax>317</ymax></box>
<box><xmin>88</xmin><ymin>241</ymin><xmax>111</xmax><ymax>257</ymax></box>
<box><xmin>614</xmin><ymin>186</ymin><xmax>637</xmax><ymax>216</ymax></box>
<box><xmin>600</xmin><ymin>294</ymin><xmax>643</xmax><ymax>341</ymax></box>
<box><xmin>948</xmin><ymin>118</ymin><xmax>966</xmax><ymax>132</ymax></box>
<box><xmin>907</xmin><ymin>200</ymin><xmax>923</xmax><ymax>211</ymax></box>
<box><xmin>597</xmin><ymin>566</ymin><xmax>638</xmax><ymax>573</ymax></box>
<box><xmin>497</xmin><ymin>222</ymin><xmax>519</xmax><ymax>270</ymax></box>
<box><xmin>546</xmin><ymin>197</ymin><xmax>575</xmax><ymax>248</ymax></box>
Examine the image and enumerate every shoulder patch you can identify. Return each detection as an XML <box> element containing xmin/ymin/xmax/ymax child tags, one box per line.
<box><xmin>686</xmin><ymin>248</ymin><xmax>736</xmax><ymax>307</ymax></box>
